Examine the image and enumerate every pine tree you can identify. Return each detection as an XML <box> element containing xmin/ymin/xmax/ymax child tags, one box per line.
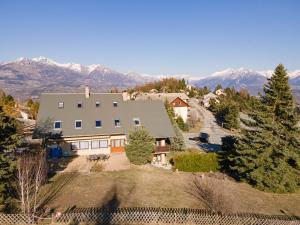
<box><xmin>170</xmin><ymin>123</ymin><xmax>186</xmax><ymax>151</ymax></box>
<box><xmin>214</xmin><ymin>84</ymin><xmax>222</xmax><ymax>92</ymax></box>
<box><xmin>0</xmin><ymin>106</ymin><xmax>19</xmax><ymax>209</ymax></box>
<box><xmin>226</xmin><ymin>64</ymin><xmax>300</xmax><ymax>193</ymax></box>
<box><xmin>125</xmin><ymin>127</ymin><xmax>154</xmax><ymax>165</ymax></box>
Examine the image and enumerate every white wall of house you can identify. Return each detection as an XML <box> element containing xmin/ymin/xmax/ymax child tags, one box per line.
<box><xmin>59</xmin><ymin>134</ymin><xmax>127</xmax><ymax>156</ymax></box>
<box><xmin>174</xmin><ymin>106</ymin><xmax>188</xmax><ymax>122</ymax></box>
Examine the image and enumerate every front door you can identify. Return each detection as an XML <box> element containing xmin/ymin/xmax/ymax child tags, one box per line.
<box><xmin>111</xmin><ymin>139</ymin><xmax>125</xmax><ymax>153</ymax></box>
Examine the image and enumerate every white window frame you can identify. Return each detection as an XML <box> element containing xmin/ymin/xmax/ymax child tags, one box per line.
<box><xmin>96</xmin><ymin>101</ymin><xmax>100</xmax><ymax>107</ymax></box>
<box><xmin>54</xmin><ymin>121</ymin><xmax>62</xmax><ymax>130</ymax></box>
<box><xmin>95</xmin><ymin>120</ymin><xmax>102</xmax><ymax>128</ymax></box>
<box><xmin>114</xmin><ymin>119</ymin><xmax>121</xmax><ymax>127</ymax></box>
<box><xmin>79</xmin><ymin>141</ymin><xmax>89</xmax><ymax>150</ymax></box>
<box><xmin>58</xmin><ymin>102</ymin><xmax>64</xmax><ymax>108</ymax></box>
<box><xmin>133</xmin><ymin>118</ymin><xmax>141</xmax><ymax>126</ymax></box>
<box><xmin>75</xmin><ymin>120</ymin><xmax>82</xmax><ymax>129</ymax></box>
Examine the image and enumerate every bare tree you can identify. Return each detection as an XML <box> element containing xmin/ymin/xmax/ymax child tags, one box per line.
<box><xmin>187</xmin><ymin>175</ymin><xmax>235</xmax><ymax>214</ymax></box>
<box><xmin>16</xmin><ymin>151</ymin><xmax>48</xmax><ymax>217</ymax></box>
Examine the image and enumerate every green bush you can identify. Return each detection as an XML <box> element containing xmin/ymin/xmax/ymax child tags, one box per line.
<box><xmin>125</xmin><ymin>127</ymin><xmax>154</xmax><ymax>165</ymax></box>
<box><xmin>173</xmin><ymin>152</ymin><xmax>220</xmax><ymax>172</ymax></box>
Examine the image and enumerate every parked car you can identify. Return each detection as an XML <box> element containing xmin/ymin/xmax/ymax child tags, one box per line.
<box><xmin>199</xmin><ymin>132</ymin><xmax>210</xmax><ymax>143</ymax></box>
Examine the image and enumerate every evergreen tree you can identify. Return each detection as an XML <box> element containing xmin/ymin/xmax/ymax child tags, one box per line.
<box><xmin>222</xmin><ymin>101</ymin><xmax>239</xmax><ymax>129</ymax></box>
<box><xmin>125</xmin><ymin>127</ymin><xmax>154</xmax><ymax>165</ymax></box>
<box><xmin>227</xmin><ymin>64</ymin><xmax>300</xmax><ymax>193</ymax></box>
<box><xmin>170</xmin><ymin>123</ymin><xmax>186</xmax><ymax>151</ymax></box>
<box><xmin>176</xmin><ymin>116</ymin><xmax>188</xmax><ymax>131</ymax></box>
<box><xmin>0</xmin><ymin>106</ymin><xmax>19</xmax><ymax>209</ymax></box>
<box><xmin>164</xmin><ymin>99</ymin><xmax>175</xmax><ymax>123</ymax></box>
<box><xmin>214</xmin><ymin>84</ymin><xmax>223</xmax><ymax>92</ymax></box>
<box><xmin>263</xmin><ymin>64</ymin><xmax>299</xmax><ymax>130</ymax></box>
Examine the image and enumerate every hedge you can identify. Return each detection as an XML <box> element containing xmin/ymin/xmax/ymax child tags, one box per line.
<box><xmin>173</xmin><ymin>152</ymin><xmax>220</xmax><ymax>172</ymax></box>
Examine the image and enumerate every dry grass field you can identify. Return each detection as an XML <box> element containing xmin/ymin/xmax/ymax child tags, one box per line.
<box><xmin>39</xmin><ymin>166</ymin><xmax>300</xmax><ymax>217</ymax></box>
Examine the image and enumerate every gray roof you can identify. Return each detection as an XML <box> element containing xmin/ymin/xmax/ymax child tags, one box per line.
<box><xmin>135</xmin><ymin>93</ymin><xmax>189</xmax><ymax>102</ymax></box>
<box><xmin>37</xmin><ymin>92</ymin><xmax>175</xmax><ymax>139</ymax></box>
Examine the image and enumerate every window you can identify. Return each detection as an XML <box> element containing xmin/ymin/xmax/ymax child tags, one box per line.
<box><xmin>113</xmin><ymin>102</ymin><xmax>118</xmax><ymax>107</ymax></box>
<box><xmin>91</xmin><ymin>140</ymin><xmax>108</xmax><ymax>149</ymax></box>
<box><xmin>77</xmin><ymin>101</ymin><xmax>83</xmax><ymax>108</ymax></box>
<box><xmin>96</xmin><ymin>101</ymin><xmax>100</xmax><ymax>107</ymax></box>
<box><xmin>114</xmin><ymin>119</ymin><xmax>121</xmax><ymax>127</ymax></box>
<box><xmin>100</xmin><ymin>140</ymin><xmax>108</xmax><ymax>148</ymax></box>
<box><xmin>133</xmin><ymin>118</ymin><xmax>140</xmax><ymax>126</ymax></box>
<box><xmin>75</xmin><ymin>120</ymin><xmax>82</xmax><ymax>129</ymax></box>
<box><xmin>95</xmin><ymin>120</ymin><xmax>102</xmax><ymax>128</ymax></box>
<box><xmin>79</xmin><ymin>141</ymin><xmax>89</xmax><ymax>149</ymax></box>
<box><xmin>71</xmin><ymin>142</ymin><xmax>80</xmax><ymax>150</ymax></box>
<box><xmin>111</xmin><ymin>139</ymin><xmax>125</xmax><ymax>147</ymax></box>
<box><xmin>54</xmin><ymin>121</ymin><xmax>62</xmax><ymax>129</ymax></box>
<box><xmin>58</xmin><ymin>102</ymin><xmax>64</xmax><ymax>108</ymax></box>
<box><xmin>91</xmin><ymin>140</ymin><xmax>100</xmax><ymax>149</ymax></box>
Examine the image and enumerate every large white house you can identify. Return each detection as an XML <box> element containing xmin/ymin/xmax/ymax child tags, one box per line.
<box><xmin>36</xmin><ymin>87</ymin><xmax>175</xmax><ymax>164</ymax></box>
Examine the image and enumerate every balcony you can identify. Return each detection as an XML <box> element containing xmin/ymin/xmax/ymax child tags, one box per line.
<box><xmin>154</xmin><ymin>145</ymin><xmax>171</xmax><ymax>154</ymax></box>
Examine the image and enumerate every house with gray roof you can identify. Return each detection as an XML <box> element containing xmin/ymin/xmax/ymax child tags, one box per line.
<box><xmin>37</xmin><ymin>87</ymin><xmax>175</xmax><ymax>162</ymax></box>
<box><xmin>134</xmin><ymin>92</ymin><xmax>190</xmax><ymax>122</ymax></box>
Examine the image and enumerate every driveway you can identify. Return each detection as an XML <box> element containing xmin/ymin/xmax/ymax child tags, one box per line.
<box><xmin>184</xmin><ymin>98</ymin><xmax>232</xmax><ymax>152</ymax></box>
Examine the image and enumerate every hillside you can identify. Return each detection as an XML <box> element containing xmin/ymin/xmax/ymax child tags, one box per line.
<box><xmin>0</xmin><ymin>57</ymin><xmax>153</xmax><ymax>100</ymax></box>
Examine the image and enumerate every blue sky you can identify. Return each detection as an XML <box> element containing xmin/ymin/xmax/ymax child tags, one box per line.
<box><xmin>0</xmin><ymin>0</ymin><xmax>299</xmax><ymax>76</ymax></box>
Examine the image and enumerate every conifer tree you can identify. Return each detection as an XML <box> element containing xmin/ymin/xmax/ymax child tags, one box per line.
<box><xmin>125</xmin><ymin>127</ymin><xmax>154</xmax><ymax>165</ymax></box>
<box><xmin>0</xmin><ymin>106</ymin><xmax>19</xmax><ymax>209</ymax></box>
<box><xmin>170</xmin><ymin>123</ymin><xmax>186</xmax><ymax>151</ymax></box>
<box><xmin>226</xmin><ymin>64</ymin><xmax>300</xmax><ymax>193</ymax></box>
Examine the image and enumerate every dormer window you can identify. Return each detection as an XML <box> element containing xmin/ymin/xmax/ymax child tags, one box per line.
<box><xmin>95</xmin><ymin>120</ymin><xmax>102</xmax><ymax>128</ymax></box>
<box><xmin>75</xmin><ymin>120</ymin><xmax>82</xmax><ymax>129</ymax></box>
<box><xmin>54</xmin><ymin>121</ymin><xmax>62</xmax><ymax>129</ymax></box>
<box><xmin>96</xmin><ymin>102</ymin><xmax>100</xmax><ymax>107</ymax></box>
<box><xmin>133</xmin><ymin>118</ymin><xmax>140</xmax><ymax>126</ymax></box>
<box><xmin>77</xmin><ymin>102</ymin><xmax>83</xmax><ymax>108</ymax></box>
<box><xmin>114</xmin><ymin>119</ymin><xmax>121</xmax><ymax>127</ymax></box>
<box><xmin>58</xmin><ymin>102</ymin><xmax>64</xmax><ymax>108</ymax></box>
<box><xmin>113</xmin><ymin>102</ymin><xmax>118</xmax><ymax>107</ymax></box>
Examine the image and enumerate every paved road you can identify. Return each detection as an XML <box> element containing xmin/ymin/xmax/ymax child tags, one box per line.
<box><xmin>184</xmin><ymin>98</ymin><xmax>232</xmax><ymax>152</ymax></box>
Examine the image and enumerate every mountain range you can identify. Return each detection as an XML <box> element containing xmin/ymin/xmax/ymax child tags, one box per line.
<box><xmin>192</xmin><ymin>68</ymin><xmax>300</xmax><ymax>103</ymax></box>
<box><xmin>0</xmin><ymin>57</ymin><xmax>154</xmax><ymax>99</ymax></box>
<box><xmin>0</xmin><ymin>57</ymin><xmax>299</xmax><ymax>102</ymax></box>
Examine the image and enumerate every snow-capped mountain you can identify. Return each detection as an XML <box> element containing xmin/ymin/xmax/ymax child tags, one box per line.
<box><xmin>193</xmin><ymin>68</ymin><xmax>267</xmax><ymax>95</ymax></box>
<box><xmin>0</xmin><ymin>57</ymin><xmax>152</xmax><ymax>99</ymax></box>
<box><xmin>193</xmin><ymin>67</ymin><xmax>300</xmax><ymax>96</ymax></box>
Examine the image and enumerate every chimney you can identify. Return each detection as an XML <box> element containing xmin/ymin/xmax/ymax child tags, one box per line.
<box><xmin>85</xmin><ymin>86</ymin><xmax>90</xmax><ymax>99</ymax></box>
<box><xmin>122</xmin><ymin>91</ymin><xmax>129</xmax><ymax>101</ymax></box>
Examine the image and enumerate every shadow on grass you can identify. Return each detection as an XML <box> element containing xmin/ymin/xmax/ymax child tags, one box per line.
<box><xmin>38</xmin><ymin>172</ymin><xmax>77</xmax><ymax>215</ymax></box>
<box><xmin>64</xmin><ymin>183</ymin><xmax>137</xmax><ymax>225</ymax></box>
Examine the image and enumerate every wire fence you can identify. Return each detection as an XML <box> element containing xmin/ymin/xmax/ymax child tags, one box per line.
<box><xmin>1</xmin><ymin>207</ymin><xmax>299</xmax><ymax>225</ymax></box>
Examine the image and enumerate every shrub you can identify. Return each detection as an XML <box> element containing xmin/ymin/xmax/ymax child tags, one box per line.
<box><xmin>125</xmin><ymin>127</ymin><xmax>154</xmax><ymax>165</ymax></box>
<box><xmin>176</xmin><ymin>116</ymin><xmax>189</xmax><ymax>131</ymax></box>
<box><xmin>170</xmin><ymin>123</ymin><xmax>186</xmax><ymax>151</ymax></box>
<box><xmin>173</xmin><ymin>152</ymin><xmax>220</xmax><ymax>172</ymax></box>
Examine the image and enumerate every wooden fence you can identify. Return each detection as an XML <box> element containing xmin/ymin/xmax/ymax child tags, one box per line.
<box><xmin>1</xmin><ymin>208</ymin><xmax>300</xmax><ymax>224</ymax></box>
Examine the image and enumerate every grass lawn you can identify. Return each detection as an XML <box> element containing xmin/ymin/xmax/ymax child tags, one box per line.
<box><xmin>39</xmin><ymin>166</ymin><xmax>300</xmax><ymax>216</ymax></box>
